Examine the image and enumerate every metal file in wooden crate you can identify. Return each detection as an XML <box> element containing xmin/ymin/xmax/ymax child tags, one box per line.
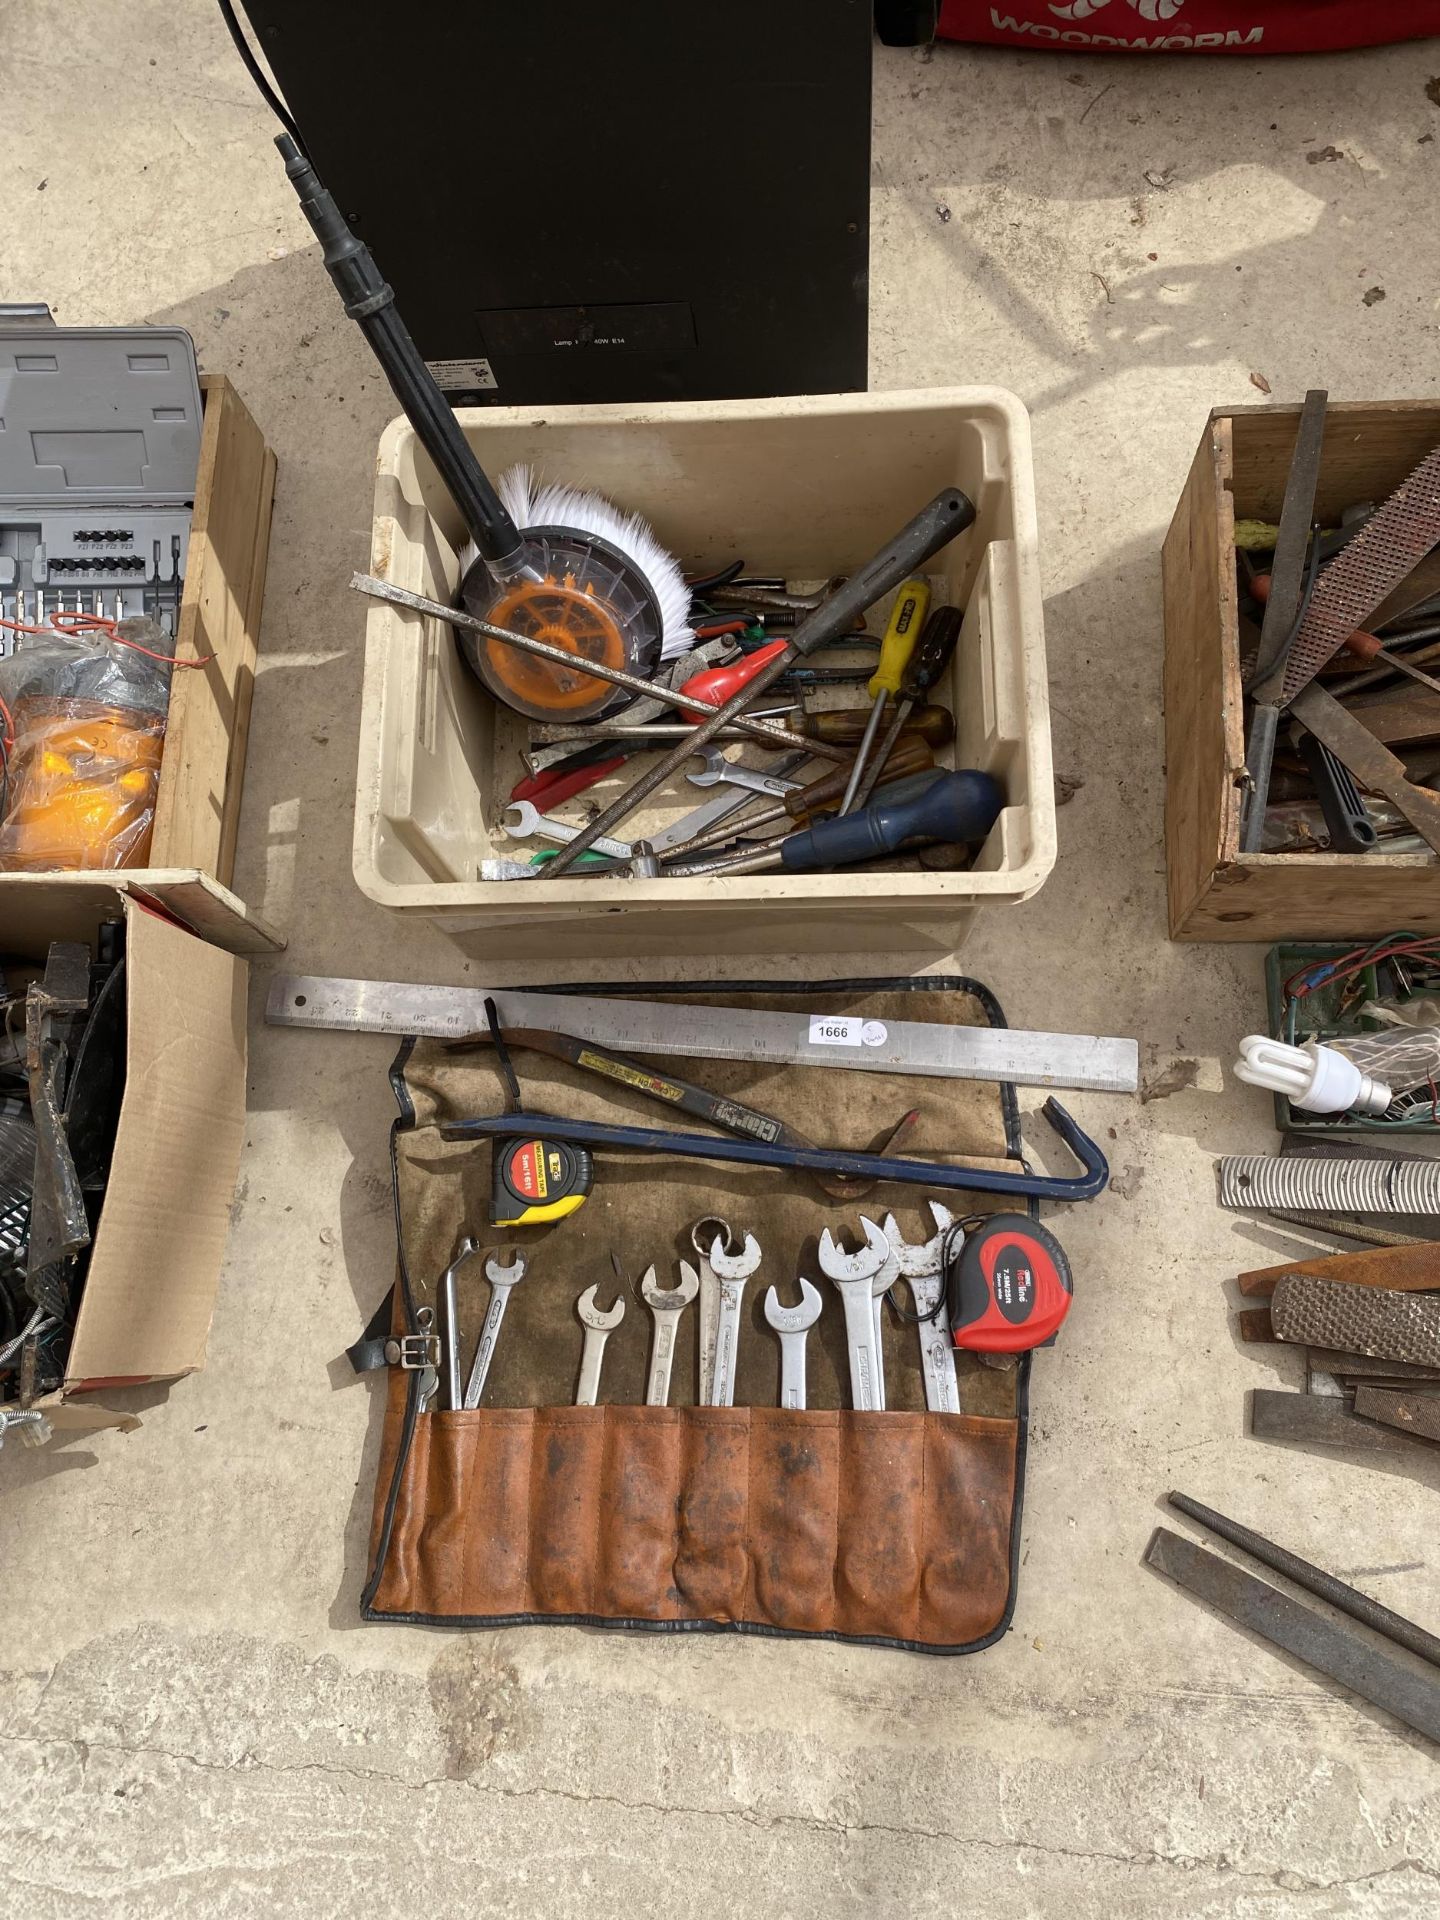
<box><xmin>1163</xmin><ymin>400</ymin><xmax>1440</xmax><ymax>942</ymax></box>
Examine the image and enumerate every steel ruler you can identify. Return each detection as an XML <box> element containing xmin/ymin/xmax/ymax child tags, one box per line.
<box><xmin>266</xmin><ymin>974</ymin><xmax>1139</xmax><ymax>1093</ymax></box>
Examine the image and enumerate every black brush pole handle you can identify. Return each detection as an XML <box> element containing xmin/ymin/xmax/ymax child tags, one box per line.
<box><xmin>276</xmin><ymin>136</ymin><xmax>524</xmax><ymax>574</ymax></box>
<box><xmin>1296</xmin><ymin>730</ymin><xmax>1379</xmax><ymax>854</ymax></box>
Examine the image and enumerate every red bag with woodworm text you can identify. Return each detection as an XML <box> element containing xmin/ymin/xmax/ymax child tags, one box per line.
<box><xmin>938</xmin><ymin>0</ymin><xmax>1440</xmax><ymax>53</ymax></box>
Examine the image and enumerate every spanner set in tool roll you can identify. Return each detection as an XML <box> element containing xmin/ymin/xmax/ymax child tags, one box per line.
<box><xmin>419</xmin><ymin>1203</ymin><xmax>1075</xmax><ymax>1418</ymax></box>
<box><xmin>351</xmin><ymin>975</ymin><xmax>1103</xmax><ymax>1650</ymax></box>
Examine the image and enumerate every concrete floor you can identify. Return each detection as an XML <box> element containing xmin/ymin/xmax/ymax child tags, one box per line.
<box><xmin>5</xmin><ymin>4</ymin><xmax>1440</xmax><ymax>1912</ymax></box>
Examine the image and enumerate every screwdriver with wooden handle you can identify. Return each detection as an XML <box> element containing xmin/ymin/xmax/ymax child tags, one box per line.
<box><xmin>792</xmin><ymin>702</ymin><xmax>954</xmax><ymax>748</ymax></box>
<box><xmin>673</xmin><ymin>736</ymin><xmax>938</xmax><ymax>859</ymax></box>
<box><xmin>850</xmin><ymin>603</ymin><xmax>963</xmax><ymax>812</ymax></box>
<box><xmin>525</xmin><ymin>704</ymin><xmax>957</xmax><ymax>752</ymax></box>
<box><xmin>838</xmin><ymin>578</ymin><xmax>931</xmax><ymax>813</ymax></box>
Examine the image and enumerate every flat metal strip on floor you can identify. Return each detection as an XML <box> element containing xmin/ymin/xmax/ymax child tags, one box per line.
<box><xmin>1146</xmin><ymin>1528</ymin><xmax>1440</xmax><ymax>1747</ymax></box>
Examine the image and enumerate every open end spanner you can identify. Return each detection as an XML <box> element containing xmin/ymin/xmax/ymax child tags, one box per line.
<box><xmin>462</xmin><ymin>1250</ymin><xmax>528</xmax><ymax>1409</ymax></box>
<box><xmin>763</xmin><ymin>1278</ymin><xmax>823</xmax><ymax>1409</ymax></box>
<box><xmin>437</xmin><ymin>1235</ymin><xmax>479</xmax><ymax>1410</ymax></box>
<box><xmin>869</xmin><ymin>1245</ymin><xmax>896</xmax><ymax>1412</ymax></box>
<box><xmin>818</xmin><ymin>1217</ymin><xmax>892</xmax><ymax>1412</ymax></box>
<box><xmin>502</xmin><ymin>800</ymin><xmax>635</xmax><ymax>862</ymax></box>
<box><xmin>642</xmin><ymin>1261</ymin><xmax>700</xmax><ymax>1406</ymax></box>
<box><xmin>415</xmin><ymin>1305</ymin><xmax>440</xmax><ymax>1413</ymax></box>
<box><xmin>648</xmin><ymin>750</ymin><xmax>809</xmax><ymax>855</ymax></box>
<box><xmin>691</xmin><ymin>1216</ymin><xmax>735</xmax><ymax>1404</ymax></box>
<box><xmin>686</xmin><ymin>745</ymin><xmax>805</xmax><ymax>801</ymax></box>
<box><xmin>707</xmin><ymin>1231</ymin><xmax>762</xmax><ymax>1407</ymax></box>
<box><xmin>575</xmin><ymin>1285</ymin><xmax>625</xmax><ymax>1405</ymax></box>
<box><xmin>883</xmin><ymin>1205</ymin><xmax>961</xmax><ymax>1414</ymax></box>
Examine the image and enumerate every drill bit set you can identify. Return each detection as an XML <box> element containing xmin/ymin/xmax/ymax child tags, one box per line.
<box><xmin>0</xmin><ymin>312</ymin><xmax>198</xmax><ymax>655</ymax></box>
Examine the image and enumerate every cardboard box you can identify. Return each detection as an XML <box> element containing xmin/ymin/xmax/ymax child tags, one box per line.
<box><xmin>148</xmin><ymin>374</ymin><xmax>277</xmax><ymax>886</ymax></box>
<box><xmin>3</xmin><ymin>877</ymin><xmax>247</xmax><ymax>1430</ymax></box>
<box><xmin>1163</xmin><ymin>400</ymin><xmax>1440</xmax><ymax>942</ymax></box>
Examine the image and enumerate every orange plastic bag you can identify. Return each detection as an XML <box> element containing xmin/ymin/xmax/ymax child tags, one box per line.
<box><xmin>0</xmin><ymin>696</ymin><xmax>166</xmax><ymax>871</ymax></box>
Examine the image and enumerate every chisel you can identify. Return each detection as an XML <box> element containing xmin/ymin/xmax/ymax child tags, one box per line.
<box><xmin>456</xmin><ymin>1023</ymin><xmax>915</xmax><ymax>1201</ymax></box>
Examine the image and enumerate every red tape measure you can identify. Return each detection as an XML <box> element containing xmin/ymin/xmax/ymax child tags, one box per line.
<box><xmin>946</xmin><ymin>1214</ymin><xmax>1073</xmax><ymax>1353</ymax></box>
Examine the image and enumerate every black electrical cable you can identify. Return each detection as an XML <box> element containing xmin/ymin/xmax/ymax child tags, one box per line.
<box><xmin>684</xmin><ymin>560</ymin><xmax>745</xmax><ymax>596</ymax></box>
<box><xmin>216</xmin><ymin>0</ymin><xmax>302</xmax><ymax>143</ymax></box>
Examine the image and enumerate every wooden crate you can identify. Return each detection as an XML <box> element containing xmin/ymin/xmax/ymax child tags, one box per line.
<box><xmin>1163</xmin><ymin>400</ymin><xmax>1440</xmax><ymax>942</ymax></box>
<box><xmin>149</xmin><ymin>373</ymin><xmax>276</xmax><ymax>883</ymax></box>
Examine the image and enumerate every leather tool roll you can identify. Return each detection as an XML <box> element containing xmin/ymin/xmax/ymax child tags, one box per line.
<box><xmin>361</xmin><ymin>977</ymin><xmax>1035</xmax><ymax>1654</ymax></box>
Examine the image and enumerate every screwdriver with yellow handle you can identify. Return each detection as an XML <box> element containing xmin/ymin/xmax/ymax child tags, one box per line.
<box><xmin>849</xmin><ymin>603</ymin><xmax>964</xmax><ymax>812</ymax></box>
<box><xmin>838</xmin><ymin>577</ymin><xmax>931</xmax><ymax>814</ymax></box>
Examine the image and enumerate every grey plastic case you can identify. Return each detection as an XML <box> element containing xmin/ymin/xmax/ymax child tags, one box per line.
<box><xmin>0</xmin><ymin>309</ymin><xmax>202</xmax><ymax>649</ymax></box>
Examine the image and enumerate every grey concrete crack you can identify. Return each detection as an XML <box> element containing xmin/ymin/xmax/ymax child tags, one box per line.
<box><xmin>25</xmin><ymin>1736</ymin><xmax>1438</xmax><ymax>1894</ymax></box>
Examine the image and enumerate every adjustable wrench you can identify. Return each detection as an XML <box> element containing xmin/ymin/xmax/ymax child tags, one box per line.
<box><xmin>818</xmin><ymin>1217</ymin><xmax>892</xmax><ymax>1411</ymax></box>
<box><xmin>501</xmin><ymin>800</ymin><xmax>635</xmax><ymax>862</ymax></box>
<box><xmin>882</xmin><ymin>1205</ymin><xmax>961</xmax><ymax>1414</ymax></box>
<box><xmin>463</xmin><ymin>1250</ymin><xmax>529</xmax><ymax>1409</ymax></box>
<box><xmin>707</xmin><ymin>1230</ymin><xmax>762</xmax><ymax>1407</ymax></box>
<box><xmin>575</xmin><ymin>1285</ymin><xmax>625</xmax><ymax>1405</ymax></box>
<box><xmin>763</xmin><ymin>1277</ymin><xmax>823</xmax><ymax>1409</ymax></box>
<box><xmin>641</xmin><ymin>1261</ymin><xmax>700</xmax><ymax>1406</ymax></box>
<box><xmin>437</xmin><ymin>1235</ymin><xmax>479</xmax><ymax>1410</ymax></box>
<box><xmin>691</xmin><ymin>1215</ymin><xmax>735</xmax><ymax>1404</ymax></box>
<box><xmin>686</xmin><ymin>745</ymin><xmax>805</xmax><ymax>801</ymax></box>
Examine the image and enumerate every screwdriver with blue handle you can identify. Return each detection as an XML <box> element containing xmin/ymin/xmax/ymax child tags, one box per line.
<box><xmin>849</xmin><ymin>603</ymin><xmax>963</xmax><ymax>813</ymax></box>
<box><xmin>660</xmin><ymin>768</ymin><xmax>1003</xmax><ymax>878</ymax></box>
<box><xmin>838</xmin><ymin>577</ymin><xmax>931</xmax><ymax>814</ymax></box>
